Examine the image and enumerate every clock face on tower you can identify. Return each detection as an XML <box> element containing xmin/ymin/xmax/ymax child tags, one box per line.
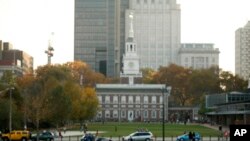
<box><xmin>128</xmin><ymin>61</ymin><xmax>134</xmax><ymax>68</ymax></box>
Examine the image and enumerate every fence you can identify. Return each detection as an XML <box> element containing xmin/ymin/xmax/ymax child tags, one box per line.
<box><xmin>56</xmin><ymin>135</ymin><xmax>230</xmax><ymax>141</ymax></box>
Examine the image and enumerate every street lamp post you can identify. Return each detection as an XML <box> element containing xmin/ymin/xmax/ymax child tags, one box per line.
<box><xmin>9</xmin><ymin>88</ymin><xmax>12</xmax><ymax>131</ymax></box>
<box><xmin>162</xmin><ymin>86</ymin><xmax>171</xmax><ymax>141</ymax></box>
<box><xmin>9</xmin><ymin>87</ymin><xmax>14</xmax><ymax>132</ymax></box>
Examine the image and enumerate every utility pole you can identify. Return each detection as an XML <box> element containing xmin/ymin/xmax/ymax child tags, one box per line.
<box><xmin>9</xmin><ymin>87</ymin><xmax>14</xmax><ymax>132</ymax></box>
<box><xmin>162</xmin><ymin>86</ymin><xmax>171</xmax><ymax>141</ymax></box>
<box><xmin>9</xmin><ymin>49</ymin><xmax>16</xmax><ymax>132</ymax></box>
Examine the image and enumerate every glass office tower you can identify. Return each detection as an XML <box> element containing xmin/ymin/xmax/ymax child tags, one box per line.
<box><xmin>74</xmin><ymin>0</ymin><xmax>129</xmax><ymax>77</ymax></box>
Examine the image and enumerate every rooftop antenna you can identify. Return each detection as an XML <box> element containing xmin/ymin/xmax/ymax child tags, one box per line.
<box><xmin>45</xmin><ymin>32</ymin><xmax>54</xmax><ymax>65</ymax></box>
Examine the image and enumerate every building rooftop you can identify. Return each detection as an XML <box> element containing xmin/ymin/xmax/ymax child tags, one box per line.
<box><xmin>96</xmin><ymin>84</ymin><xmax>166</xmax><ymax>89</ymax></box>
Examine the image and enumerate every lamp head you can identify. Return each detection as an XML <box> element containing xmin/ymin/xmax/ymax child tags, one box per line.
<box><xmin>167</xmin><ymin>86</ymin><xmax>172</xmax><ymax>92</ymax></box>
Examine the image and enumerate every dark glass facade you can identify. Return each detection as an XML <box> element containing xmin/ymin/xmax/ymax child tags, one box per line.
<box><xmin>74</xmin><ymin>0</ymin><xmax>129</xmax><ymax>77</ymax></box>
<box><xmin>206</xmin><ymin>92</ymin><xmax>250</xmax><ymax>108</ymax></box>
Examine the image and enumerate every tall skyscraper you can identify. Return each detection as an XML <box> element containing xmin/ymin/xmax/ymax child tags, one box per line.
<box><xmin>74</xmin><ymin>0</ymin><xmax>180</xmax><ymax>77</ymax></box>
<box><xmin>74</xmin><ymin>0</ymin><xmax>129</xmax><ymax>77</ymax></box>
<box><xmin>235</xmin><ymin>21</ymin><xmax>250</xmax><ymax>80</ymax></box>
<box><xmin>130</xmin><ymin>0</ymin><xmax>181</xmax><ymax>70</ymax></box>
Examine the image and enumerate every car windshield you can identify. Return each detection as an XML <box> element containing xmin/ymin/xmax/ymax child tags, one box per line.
<box><xmin>129</xmin><ymin>133</ymin><xmax>136</xmax><ymax>136</ymax></box>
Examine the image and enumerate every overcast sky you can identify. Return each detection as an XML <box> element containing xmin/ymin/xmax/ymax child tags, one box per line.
<box><xmin>0</xmin><ymin>0</ymin><xmax>250</xmax><ymax>73</ymax></box>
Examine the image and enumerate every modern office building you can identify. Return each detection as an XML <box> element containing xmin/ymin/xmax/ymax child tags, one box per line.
<box><xmin>179</xmin><ymin>43</ymin><xmax>220</xmax><ymax>69</ymax></box>
<box><xmin>206</xmin><ymin>92</ymin><xmax>250</xmax><ymax>125</ymax></box>
<box><xmin>129</xmin><ymin>0</ymin><xmax>181</xmax><ymax>70</ymax></box>
<box><xmin>74</xmin><ymin>0</ymin><xmax>129</xmax><ymax>77</ymax></box>
<box><xmin>235</xmin><ymin>21</ymin><xmax>250</xmax><ymax>80</ymax></box>
<box><xmin>74</xmin><ymin>0</ymin><xmax>181</xmax><ymax>77</ymax></box>
<box><xmin>0</xmin><ymin>41</ymin><xmax>33</xmax><ymax>77</ymax></box>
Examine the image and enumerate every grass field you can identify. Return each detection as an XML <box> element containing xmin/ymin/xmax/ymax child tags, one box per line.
<box><xmin>83</xmin><ymin>122</ymin><xmax>221</xmax><ymax>137</ymax></box>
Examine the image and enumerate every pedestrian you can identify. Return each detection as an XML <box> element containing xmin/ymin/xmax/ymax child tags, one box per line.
<box><xmin>188</xmin><ymin>131</ymin><xmax>193</xmax><ymax>141</ymax></box>
<box><xmin>192</xmin><ymin>132</ymin><xmax>195</xmax><ymax>141</ymax></box>
<box><xmin>81</xmin><ymin>125</ymin><xmax>83</xmax><ymax>132</ymax></box>
<box><xmin>59</xmin><ymin>130</ymin><xmax>63</xmax><ymax>141</ymax></box>
<box><xmin>63</xmin><ymin>127</ymin><xmax>66</xmax><ymax>133</ymax></box>
<box><xmin>95</xmin><ymin>130</ymin><xmax>99</xmax><ymax>137</ymax></box>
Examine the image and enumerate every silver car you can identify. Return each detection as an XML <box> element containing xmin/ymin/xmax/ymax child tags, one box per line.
<box><xmin>122</xmin><ymin>131</ymin><xmax>153</xmax><ymax>141</ymax></box>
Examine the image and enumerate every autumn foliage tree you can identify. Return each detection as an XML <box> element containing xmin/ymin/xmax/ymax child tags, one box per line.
<box><xmin>219</xmin><ymin>71</ymin><xmax>248</xmax><ymax>92</ymax></box>
<box><xmin>15</xmin><ymin>61</ymin><xmax>100</xmax><ymax>129</ymax></box>
<box><xmin>0</xmin><ymin>71</ymin><xmax>24</xmax><ymax>129</ymax></box>
<box><xmin>64</xmin><ymin>61</ymin><xmax>107</xmax><ymax>86</ymax></box>
<box><xmin>153</xmin><ymin>64</ymin><xmax>193</xmax><ymax>106</ymax></box>
<box><xmin>147</xmin><ymin>64</ymin><xmax>247</xmax><ymax>106</ymax></box>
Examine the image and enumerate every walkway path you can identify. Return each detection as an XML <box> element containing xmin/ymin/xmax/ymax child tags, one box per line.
<box><xmin>201</xmin><ymin>123</ymin><xmax>229</xmax><ymax>132</ymax></box>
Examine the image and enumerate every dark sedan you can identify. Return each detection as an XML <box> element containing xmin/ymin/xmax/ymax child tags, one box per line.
<box><xmin>96</xmin><ymin>137</ymin><xmax>112</xmax><ymax>141</ymax></box>
<box><xmin>30</xmin><ymin>131</ymin><xmax>54</xmax><ymax>141</ymax></box>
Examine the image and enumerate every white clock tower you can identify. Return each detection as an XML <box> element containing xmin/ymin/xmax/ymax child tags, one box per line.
<box><xmin>120</xmin><ymin>11</ymin><xmax>142</xmax><ymax>84</ymax></box>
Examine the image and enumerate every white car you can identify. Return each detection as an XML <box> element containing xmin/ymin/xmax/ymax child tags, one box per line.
<box><xmin>122</xmin><ymin>131</ymin><xmax>153</xmax><ymax>141</ymax></box>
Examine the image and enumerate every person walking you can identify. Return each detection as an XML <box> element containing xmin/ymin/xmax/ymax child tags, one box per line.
<box><xmin>192</xmin><ymin>132</ymin><xmax>196</xmax><ymax>141</ymax></box>
<box><xmin>188</xmin><ymin>132</ymin><xmax>193</xmax><ymax>141</ymax></box>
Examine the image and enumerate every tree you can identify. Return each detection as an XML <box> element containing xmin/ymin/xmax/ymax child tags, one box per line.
<box><xmin>188</xmin><ymin>66</ymin><xmax>221</xmax><ymax>105</ymax></box>
<box><xmin>64</xmin><ymin>61</ymin><xmax>107</xmax><ymax>87</ymax></box>
<box><xmin>0</xmin><ymin>71</ymin><xmax>24</xmax><ymax>130</ymax></box>
<box><xmin>16</xmin><ymin>62</ymin><xmax>100</xmax><ymax>129</ymax></box>
<box><xmin>153</xmin><ymin>64</ymin><xmax>192</xmax><ymax>106</ymax></box>
<box><xmin>151</xmin><ymin>65</ymin><xmax>223</xmax><ymax>106</ymax></box>
<box><xmin>71</xmin><ymin>87</ymin><xmax>99</xmax><ymax>124</ymax></box>
<box><xmin>219</xmin><ymin>71</ymin><xmax>248</xmax><ymax>92</ymax></box>
<box><xmin>141</xmin><ymin>68</ymin><xmax>156</xmax><ymax>84</ymax></box>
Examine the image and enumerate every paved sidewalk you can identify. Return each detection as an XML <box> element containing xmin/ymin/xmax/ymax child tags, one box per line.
<box><xmin>59</xmin><ymin>130</ymin><xmax>105</xmax><ymax>137</ymax></box>
<box><xmin>201</xmin><ymin>123</ymin><xmax>230</xmax><ymax>132</ymax></box>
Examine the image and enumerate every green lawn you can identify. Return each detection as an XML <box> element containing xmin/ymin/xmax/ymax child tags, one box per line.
<box><xmin>82</xmin><ymin>122</ymin><xmax>220</xmax><ymax>137</ymax></box>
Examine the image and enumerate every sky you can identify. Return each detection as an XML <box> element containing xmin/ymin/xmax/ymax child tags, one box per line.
<box><xmin>0</xmin><ymin>0</ymin><xmax>250</xmax><ymax>73</ymax></box>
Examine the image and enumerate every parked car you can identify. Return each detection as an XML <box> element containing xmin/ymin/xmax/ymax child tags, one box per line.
<box><xmin>30</xmin><ymin>131</ymin><xmax>54</xmax><ymax>141</ymax></box>
<box><xmin>80</xmin><ymin>133</ymin><xmax>95</xmax><ymax>141</ymax></box>
<box><xmin>96</xmin><ymin>137</ymin><xmax>112</xmax><ymax>141</ymax></box>
<box><xmin>122</xmin><ymin>131</ymin><xmax>153</xmax><ymax>141</ymax></box>
<box><xmin>1</xmin><ymin>130</ymin><xmax>31</xmax><ymax>141</ymax></box>
<box><xmin>176</xmin><ymin>132</ymin><xmax>201</xmax><ymax>141</ymax></box>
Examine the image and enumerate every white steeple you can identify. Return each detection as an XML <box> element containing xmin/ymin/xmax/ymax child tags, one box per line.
<box><xmin>120</xmin><ymin>10</ymin><xmax>142</xmax><ymax>84</ymax></box>
<box><xmin>128</xmin><ymin>12</ymin><xmax>134</xmax><ymax>38</ymax></box>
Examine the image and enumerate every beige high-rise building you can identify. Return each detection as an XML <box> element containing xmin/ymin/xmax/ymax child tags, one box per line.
<box><xmin>179</xmin><ymin>43</ymin><xmax>220</xmax><ymax>69</ymax></box>
<box><xmin>235</xmin><ymin>21</ymin><xmax>250</xmax><ymax>80</ymax></box>
<box><xmin>129</xmin><ymin>0</ymin><xmax>181</xmax><ymax>70</ymax></box>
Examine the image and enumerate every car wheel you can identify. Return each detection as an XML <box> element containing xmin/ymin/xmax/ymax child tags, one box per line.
<box><xmin>145</xmin><ymin>138</ymin><xmax>150</xmax><ymax>141</ymax></box>
<box><xmin>21</xmin><ymin>138</ymin><xmax>27</xmax><ymax>141</ymax></box>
